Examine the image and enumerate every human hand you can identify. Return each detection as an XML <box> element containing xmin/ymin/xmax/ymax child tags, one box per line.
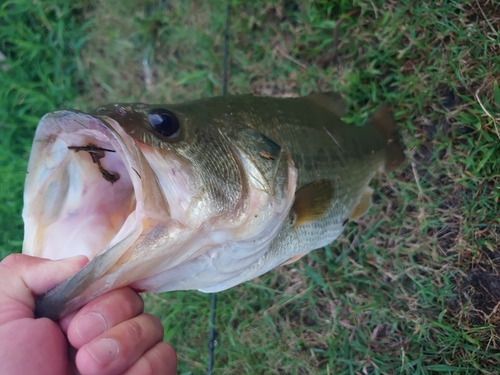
<box><xmin>0</xmin><ymin>254</ymin><xmax>177</xmax><ymax>375</ymax></box>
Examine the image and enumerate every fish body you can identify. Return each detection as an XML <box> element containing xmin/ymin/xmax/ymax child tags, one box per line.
<box><xmin>22</xmin><ymin>92</ymin><xmax>404</xmax><ymax>320</ymax></box>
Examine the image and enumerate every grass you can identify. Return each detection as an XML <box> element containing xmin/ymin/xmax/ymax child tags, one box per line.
<box><xmin>1</xmin><ymin>0</ymin><xmax>500</xmax><ymax>373</ymax></box>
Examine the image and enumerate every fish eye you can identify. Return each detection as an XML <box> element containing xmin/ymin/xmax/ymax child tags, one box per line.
<box><xmin>147</xmin><ymin>109</ymin><xmax>181</xmax><ymax>138</ymax></box>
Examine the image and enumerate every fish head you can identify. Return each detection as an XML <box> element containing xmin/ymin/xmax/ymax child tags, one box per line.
<box><xmin>90</xmin><ymin>102</ymin><xmax>294</xmax><ymax>228</ymax></box>
<box><xmin>23</xmin><ymin>101</ymin><xmax>297</xmax><ymax>319</ymax></box>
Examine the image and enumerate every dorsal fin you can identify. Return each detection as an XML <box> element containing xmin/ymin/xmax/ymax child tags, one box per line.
<box><xmin>368</xmin><ymin>105</ymin><xmax>405</xmax><ymax>172</ymax></box>
<box><xmin>305</xmin><ymin>92</ymin><xmax>347</xmax><ymax>118</ymax></box>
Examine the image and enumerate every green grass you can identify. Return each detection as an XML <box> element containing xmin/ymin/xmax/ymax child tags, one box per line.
<box><xmin>2</xmin><ymin>0</ymin><xmax>500</xmax><ymax>373</ymax></box>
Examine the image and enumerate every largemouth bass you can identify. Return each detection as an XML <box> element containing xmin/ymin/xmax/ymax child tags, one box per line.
<box><xmin>22</xmin><ymin>92</ymin><xmax>405</xmax><ymax>320</ymax></box>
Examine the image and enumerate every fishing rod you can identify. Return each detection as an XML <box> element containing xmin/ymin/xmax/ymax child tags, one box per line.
<box><xmin>207</xmin><ymin>4</ymin><xmax>231</xmax><ymax>374</ymax></box>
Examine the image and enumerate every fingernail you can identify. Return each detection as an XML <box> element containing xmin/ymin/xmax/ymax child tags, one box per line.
<box><xmin>76</xmin><ymin>312</ymin><xmax>107</xmax><ymax>342</ymax></box>
<box><xmin>86</xmin><ymin>338</ymin><xmax>120</xmax><ymax>366</ymax></box>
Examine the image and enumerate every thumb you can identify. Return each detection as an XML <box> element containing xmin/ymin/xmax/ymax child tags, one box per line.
<box><xmin>0</xmin><ymin>254</ymin><xmax>88</xmax><ymax>323</ymax></box>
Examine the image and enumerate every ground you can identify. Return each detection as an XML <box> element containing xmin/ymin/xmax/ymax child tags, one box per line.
<box><xmin>1</xmin><ymin>0</ymin><xmax>500</xmax><ymax>374</ymax></box>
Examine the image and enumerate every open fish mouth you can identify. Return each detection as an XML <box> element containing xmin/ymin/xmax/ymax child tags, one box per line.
<box><xmin>22</xmin><ymin>110</ymin><xmax>161</xmax><ymax>262</ymax></box>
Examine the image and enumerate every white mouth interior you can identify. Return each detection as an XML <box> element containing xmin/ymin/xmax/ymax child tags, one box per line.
<box><xmin>35</xmin><ymin>132</ymin><xmax>136</xmax><ymax>260</ymax></box>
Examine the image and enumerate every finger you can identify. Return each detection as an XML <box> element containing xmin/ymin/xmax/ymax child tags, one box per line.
<box><xmin>64</xmin><ymin>288</ymin><xmax>144</xmax><ymax>348</ymax></box>
<box><xmin>0</xmin><ymin>254</ymin><xmax>89</xmax><ymax>295</ymax></box>
<box><xmin>0</xmin><ymin>318</ymin><xmax>70</xmax><ymax>375</ymax></box>
<box><xmin>76</xmin><ymin>313</ymin><xmax>164</xmax><ymax>375</ymax></box>
<box><xmin>59</xmin><ymin>310</ymin><xmax>77</xmax><ymax>333</ymax></box>
<box><xmin>120</xmin><ymin>342</ymin><xmax>177</xmax><ymax>375</ymax></box>
<box><xmin>0</xmin><ymin>254</ymin><xmax>88</xmax><ymax>322</ymax></box>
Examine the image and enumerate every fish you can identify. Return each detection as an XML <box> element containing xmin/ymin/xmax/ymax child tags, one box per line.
<box><xmin>22</xmin><ymin>92</ymin><xmax>405</xmax><ymax>320</ymax></box>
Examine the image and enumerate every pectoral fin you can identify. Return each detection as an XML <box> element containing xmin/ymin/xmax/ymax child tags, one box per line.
<box><xmin>293</xmin><ymin>179</ymin><xmax>334</xmax><ymax>228</ymax></box>
<box><xmin>349</xmin><ymin>187</ymin><xmax>373</xmax><ymax>220</ymax></box>
<box><xmin>281</xmin><ymin>252</ymin><xmax>308</xmax><ymax>266</ymax></box>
